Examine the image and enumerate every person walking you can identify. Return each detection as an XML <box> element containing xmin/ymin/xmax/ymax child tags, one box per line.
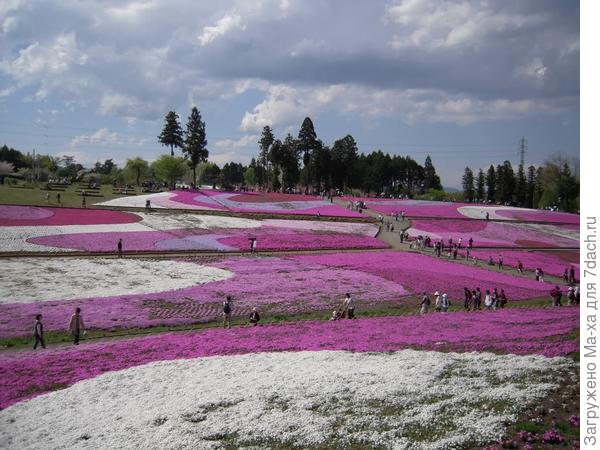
<box><xmin>68</xmin><ymin>307</ymin><xmax>85</xmax><ymax>345</ymax></box>
<box><xmin>463</xmin><ymin>288</ymin><xmax>472</xmax><ymax>310</ymax></box>
<box><xmin>117</xmin><ymin>238</ymin><xmax>123</xmax><ymax>258</ymax></box>
<box><xmin>468</xmin><ymin>237</ymin><xmax>473</xmax><ymax>249</ymax></box>
<box><xmin>498</xmin><ymin>254</ymin><xmax>503</xmax><ymax>270</ymax></box>
<box><xmin>251</xmin><ymin>237</ymin><xmax>257</xmax><ymax>254</ymax></box>
<box><xmin>484</xmin><ymin>290</ymin><xmax>492</xmax><ymax>309</ymax></box>
<box><xmin>539</xmin><ymin>268</ymin><xmax>545</xmax><ymax>283</ymax></box>
<box><xmin>499</xmin><ymin>289</ymin><xmax>508</xmax><ymax>308</ymax></box>
<box><xmin>223</xmin><ymin>296</ymin><xmax>233</xmax><ymax>328</ymax></box>
<box><xmin>517</xmin><ymin>260</ymin><xmax>524</xmax><ymax>274</ymax></box>
<box><xmin>420</xmin><ymin>292</ymin><xmax>431</xmax><ymax>315</ymax></box>
<box><xmin>473</xmin><ymin>288</ymin><xmax>482</xmax><ymax>310</ymax></box>
<box><xmin>440</xmin><ymin>293</ymin><xmax>450</xmax><ymax>312</ymax></box>
<box><xmin>434</xmin><ymin>291</ymin><xmax>441</xmax><ymax>312</ymax></box>
<box><xmin>57</xmin><ymin>193</ymin><xmax>61</xmax><ymax>204</ymax></box>
<box><xmin>563</xmin><ymin>268</ymin><xmax>569</xmax><ymax>283</ymax></box>
<box><xmin>33</xmin><ymin>314</ymin><xmax>46</xmax><ymax>350</ymax></box>
<box><xmin>535</xmin><ymin>268</ymin><xmax>540</xmax><ymax>281</ymax></box>
<box><xmin>569</xmin><ymin>266</ymin><xmax>576</xmax><ymax>284</ymax></box>
<box><xmin>249</xmin><ymin>307</ymin><xmax>260</xmax><ymax>326</ymax></box>
<box><xmin>344</xmin><ymin>293</ymin><xmax>355</xmax><ymax>319</ymax></box>
<box><xmin>567</xmin><ymin>287</ymin><xmax>576</xmax><ymax>305</ymax></box>
<box><xmin>491</xmin><ymin>288</ymin><xmax>499</xmax><ymax>310</ymax></box>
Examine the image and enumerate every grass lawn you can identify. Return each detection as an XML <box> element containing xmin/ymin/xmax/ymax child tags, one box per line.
<box><xmin>0</xmin><ymin>183</ymin><xmax>143</xmax><ymax>208</ymax></box>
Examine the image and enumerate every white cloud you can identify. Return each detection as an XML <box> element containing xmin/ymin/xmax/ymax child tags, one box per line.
<box><xmin>385</xmin><ymin>0</ymin><xmax>546</xmax><ymax>50</ymax></box>
<box><xmin>1</xmin><ymin>32</ymin><xmax>87</xmax><ymax>80</ymax></box>
<box><xmin>210</xmin><ymin>151</ymin><xmax>252</xmax><ymax>167</ymax></box>
<box><xmin>214</xmin><ymin>134</ymin><xmax>259</xmax><ymax>149</ymax></box>
<box><xmin>515</xmin><ymin>57</ymin><xmax>548</xmax><ymax>81</ymax></box>
<box><xmin>106</xmin><ymin>1</ymin><xmax>156</xmax><ymax>20</ymax></box>
<box><xmin>198</xmin><ymin>13</ymin><xmax>245</xmax><ymax>45</ymax></box>
<box><xmin>70</xmin><ymin>128</ymin><xmax>148</xmax><ymax>149</ymax></box>
<box><xmin>2</xmin><ymin>15</ymin><xmax>17</xmax><ymax>33</ymax></box>
<box><xmin>241</xmin><ymin>83</ymin><xmax>565</xmax><ymax>131</ymax></box>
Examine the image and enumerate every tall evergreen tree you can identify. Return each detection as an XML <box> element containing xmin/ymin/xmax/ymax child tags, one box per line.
<box><xmin>158</xmin><ymin>111</ymin><xmax>184</xmax><ymax>156</ymax></box>
<box><xmin>533</xmin><ymin>167</ymin><xmax>544</xmax><ymax>209</ymax></box>
<box><xmin>486</xmin><ymin>165</ymin><xmax>496</xmax><ymax>203</ymax></box>
<box><xmin>423</xmin><ymin>155</ymin><xmax>442</xmax><ymax>190</ymax></box>
<box><xmin>462</xmin><ymin>167</ymin><xmax>475</xmax><ymax>202</ymax></box>
<box><xmin>183</xmin><ymin>107</ymin><xmax>208</xmax><ymax>186</ymax></box>
<box><xmin>297</xmin><ymin>117</ymin><xmax>318</xmax><ymax>192</ymax></box>
<box><xmin>258</xmin><ymin>126</ymin><xmax>274</xmax><ymax>187</ymax></box>
<box><xmin>516</xmin><ymin>163</ymin><xmax>527</xmax><ymax>206</ymax></box>
<box><xmin>526</xmin><ymin>165</ymin><xmax>536</xmax><ymax>208</ymax></box>
<box><xmin>476</xmin><ymin>169</ymin><xmax>485</xmax><ymax>201</ymax></box>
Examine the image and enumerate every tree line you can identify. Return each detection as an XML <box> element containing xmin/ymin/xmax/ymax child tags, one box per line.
<box><xmin>462</xmin><ymin>157</ymin><xmax>579</xmax><ymax>212</ymax></box>
<box><xmin>205</xmin><ymin>117</ymin><xmax>442</xmax><ymax>196</ymax></box>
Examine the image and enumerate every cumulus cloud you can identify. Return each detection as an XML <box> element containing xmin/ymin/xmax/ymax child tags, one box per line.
<box><xmin>0</xmin><ymin>0</ymin><xmax>579</xmax><ymax>128</ymax></box>
<box><xmin>198</xmin><ymin>13</ymin><xmax>245</xmax><ymax>45</ymax></box>
<box><xmin>70</xmin><ymin>128</ymin><xmax>148</xmax><ymax>148</ymax></box>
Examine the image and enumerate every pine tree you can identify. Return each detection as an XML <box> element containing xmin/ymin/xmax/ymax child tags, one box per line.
<box><xmin>298</xmin><ymin>117</ymin><xmax>318</xmax><ymax>192</ymax></box>
<box><xmin>423</xmin><ymin>155</ymin><xmax>442</xmax><ymax>190</ymax></box>
<box><xmin>158</xmin><ymin>111</ymin><xmax>183</xmax><ymax>156</ymax></box>
<box><xmin>486</xmin><ymin>165</ymin><xmax>496</xmax><ymax>203</ymax></box>
<box><xmin>462</xmin><ymin>167</ymin><xmax>475</xmax><ymax>202</ymax></box>
<box><xmin>183</xmin><ymin>107</ymin><xmax>208</xmax><ymax>187</ymax></box>
<box><xmin>516</xmin><ymin>163</ymin><xmax>527</xmax><ymax>206</ymax></box>
<box><xmin>258</xmin><ymin>126</ymin><xmax>274</xmax><ymax>187</ymax></box>
<box><xmin>476</xmin><ymin>169</ymin><xmax>485</xmax><ymax>201</ymax></box>
<box><xmin>526</xmin><ymin>165</ymin><xmax>536</xmax><ymax>208</ymax></box>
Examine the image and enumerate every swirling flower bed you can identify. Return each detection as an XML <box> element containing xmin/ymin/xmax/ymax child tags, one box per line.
<box><xmin>408</xmin><ymin>219</ymin><xmax>578</xmax><ymax>248</ymax></box>
<box><xmin>0</xmin><ymin>205</ymin><xmax>140</xmax><ymax>226</ymax></box>
<box><xmin>1</xmin><ymin>209</ymin><xmax>379</xmax><ymax>253</ymax></box>
<box><xmin>100</xmin><ymin>190</ymin><xmax>364</xmax><ymax>217</ymax></box>
<box><xmin>0</xmin><ymin>252</ymin><xmax>565</xmax><ymax>337</ymax></box>
<box><xmin>0</xmin><ymin>306</ymin><xmax>578</xmax><ymax>410</ymax></box>
<box><xmin>348</xmin><ymin>198</ymin><xmax>580</xmax><ymax>224</ymax></box>
<box><xmin>28</xmin><ymin>227</ymin><xmax>386</xmax><ymax>253</ymax></box>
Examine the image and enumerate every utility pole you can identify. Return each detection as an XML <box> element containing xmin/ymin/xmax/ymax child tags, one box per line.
<box><xmin>519</xmin><ymin>137</ymin><xmax>527</xmax><ymax>167</ymax></box>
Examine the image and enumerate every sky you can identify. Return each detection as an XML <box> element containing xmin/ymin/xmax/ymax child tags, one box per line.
<box><xmin>0</xmin><ymin>0</ymin><xmax>579</xmax><ymax>188</ymax></box>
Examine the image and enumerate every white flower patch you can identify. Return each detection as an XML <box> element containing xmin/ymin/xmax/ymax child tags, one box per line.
<box><xmin>0</xmin><ymin>350</ymin><xmax>575</xmax><ymax>449</ymax></box>
<box><xmin>520</xmin><ymin>222</ymin><xmax>579</xmax><ymax>241</ymax></box>
<box><xmin>136</xmin><ymin>213</ymin><xmax>261</xmax><ymax>231</ymax></box>
<box><xmin>0</xmin><ymin>223</ymin><xmax>151</xmax><ymax>252</ymax></box>
<box><xmin>262</xmin><ymin>219</ymin><xmax>379</xmax><ymax>236</ymax></box>
<box><xmin>458</xmin><ymin>205</ymin><xmax>524</xmax><ymax>220</ymax></box>
<box><xmin>95</xmin><ymin>192</ymin><xmax>170</xmax><ymax>209</ymax></box>
<box><xmin>0</xmin><ymin>258</ymin><xmax>232</xmax><ymax>304</ymax></box>
<box><xmin>0</xmin><ymin>214</ymin><xmax>261</xmax><ymax>252</ymax></box>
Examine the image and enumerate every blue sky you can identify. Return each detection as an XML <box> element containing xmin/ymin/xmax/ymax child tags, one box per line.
<box><xmin>0</xmin><ymin>0</ymin><xmax>579</xmax><ymax>188</ymax></box>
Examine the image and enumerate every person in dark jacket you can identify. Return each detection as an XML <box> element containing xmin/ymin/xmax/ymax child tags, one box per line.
<box><xmin>33</xmin><ymin>314</ymin><xmax>46</xmax><ymax>349</ymax></box>
<box><xmin>249</xmin><ymin>307</ymin><xmax>260</xmax><ymax>326</ymax></box>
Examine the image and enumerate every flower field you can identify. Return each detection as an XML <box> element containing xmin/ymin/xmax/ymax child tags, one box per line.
<box><xmin>0</xmin><ymin>306</ymin><xmax>579</xmax><ymax>409</ymax></box>
<box><xmin>99</xmin><ymin>189</ymin><xmax>364</xmax><ymax>217</ymax></box>
<box><xmin>408</xmin><ymin>219</ymin><xmax>579</xmax><ymax>248</ymax></box>
<box><xmin>0</xmin><ymin>199</ymin><xmax>581</xmax><ymax>449</ymax></box>
<box><xmin>0</xmin><ymin>251</ymin><xmax>567</xmax><ymax>337</ymax></box>
<box><xmin>348</xmin><ymin>197</ymin><xmax>580</xmax><ymax>224</ymax></box>
<box><xmin>0</xmin><ymin>349</ymin><xmax>577</xmax><ymax>449</ymax></box>
<box><xmin>0</xmin><ymin>205</ymin><xmax>382</xmax><ymax>253</ymax></box>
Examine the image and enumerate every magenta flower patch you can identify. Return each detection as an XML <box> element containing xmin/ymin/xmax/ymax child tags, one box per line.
<box><xmin>0</xmin><ymin>205</ymin><xmax>141</xmax><ymax>226</ymax></box>
<box><xmin>0</xmin><ymin>306</ymin><xmax>578</xmax><ymax>409</ymax></box>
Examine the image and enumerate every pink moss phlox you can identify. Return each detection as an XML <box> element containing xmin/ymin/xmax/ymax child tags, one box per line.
<box><xmin>0</xmin><ymin>205</ymin><xmax>141</xmax><ymax>226</ymax></box>
<box><xmin>0</xmin><ymin>306</ymin><xmax>579</xmax><ymax>409</ymax></box>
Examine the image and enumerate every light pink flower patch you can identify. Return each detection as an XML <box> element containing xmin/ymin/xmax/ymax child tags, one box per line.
<box><xmin>408</xmin><ymin>219</ymin><xmax>578</xmax><ymax>248</ymax></box>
